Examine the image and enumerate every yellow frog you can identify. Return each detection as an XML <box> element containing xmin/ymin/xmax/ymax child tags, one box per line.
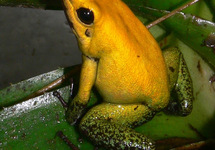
<box><xmin>58</xmin><ymin>0</ymin><xmax>193</xmax><ymax>149</ymax></box>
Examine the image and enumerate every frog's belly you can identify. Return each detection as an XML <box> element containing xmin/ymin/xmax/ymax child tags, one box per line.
<box><xmin>95</xmin><ymin>61</ymin><xmax>152</xmax><ymax>104</ymax></box>
<box><xmin>95</xmin><ymin>78</ymin><xmax>144</xmax><ymax>104</ymax></box>
<box><xmin>94</xmin><ymin>55</ymin><xmax>170</xmax><ymax>107</ymax></box>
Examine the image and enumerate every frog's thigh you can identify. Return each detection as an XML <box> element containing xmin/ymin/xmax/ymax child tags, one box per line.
<box><xmin>79</xmin><ymin>103</ymin><xmax>155</xmax><ymax>149</ymax></box>
<box><xmin>163</xmin><ymin>47</ymin><xmax>180</xmax><ymax>89</ymax></box>
<box><xmin>163</xmin><ymin>48</ymin><xmax>193</xmax><ymax>116</ymax></box>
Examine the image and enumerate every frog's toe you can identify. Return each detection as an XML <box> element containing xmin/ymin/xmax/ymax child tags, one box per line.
<box><xmin>165</xmin><ymin>97</ymin><xmax>192</xmax><ymax>116</ymax></box>
<box><xmin>178</xmin><ymin>99</ymin><xmax>193</xmax><ymax>116</ymax></box>
<box><xmin>66</xmin><ymin>98</ymin><xmax>87</xmax><ymax>125</ymax></box>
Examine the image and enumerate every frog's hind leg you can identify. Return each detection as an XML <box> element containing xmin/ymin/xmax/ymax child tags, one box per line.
<box><xmin>163</xmin><ymin>47</ymin><xmax>193</xmax><ymax>116</ymax></box>
<box><xmin>79</xmin><ymin>103</ymin><xmax>155</xmax><ymax>150</ymax></box>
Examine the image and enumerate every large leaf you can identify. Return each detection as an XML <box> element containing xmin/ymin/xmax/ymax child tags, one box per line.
<box><xmin>1</xmin><ymin>38</ymin><xmax>215</xmax><ymax>149</ymax></box>
<box><xmin>0</xmin><ymin>85</ymin><xmax>94</xmax><ymax>150</ymax></box>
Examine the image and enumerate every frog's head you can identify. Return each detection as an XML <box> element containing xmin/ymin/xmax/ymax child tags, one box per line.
<box><xmin>62</xmin><ymin>0</ymin><xmax>100</xmax><ymax>49</ymax></box>
<box><xmin>63</xmin><ymin>0</ymin><xmax>146</xmax><ymax>58</ymax></box>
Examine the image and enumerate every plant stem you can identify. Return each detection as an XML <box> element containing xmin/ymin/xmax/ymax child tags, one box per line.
<box><xmin>146</xmin><ymin>0</ymin><xmax>200</xmax><ymax>29</ymax></box>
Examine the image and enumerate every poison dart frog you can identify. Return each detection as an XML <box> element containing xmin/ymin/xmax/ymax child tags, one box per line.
<box><xmin>57</xmin><ymin>0</ymin><xmax>194</xmax><ymax>149</ymax></box>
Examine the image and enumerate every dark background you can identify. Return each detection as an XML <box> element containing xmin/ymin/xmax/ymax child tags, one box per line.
<box><xmin>0</xmin><ymin>6</ymin><xmax>82</xmax><ymax>90</ymax></box>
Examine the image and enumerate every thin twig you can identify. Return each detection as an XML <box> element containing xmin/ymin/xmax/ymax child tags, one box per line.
<box><xmin>56</xmin><ymin>131</ymin><xmax>79</xmax><ymax>150</ymax></box>
<box><xmin>171</xmin><ymin>139</ymin><xmax>215</xmax><ymax>150</ymax></box>
<box><xmin>23</xmin><ymin>64</ymin><xmax>81</xmax><ymax>101</ymax></box>
<box><xmin>146</xmin><ymin>0</ymin><xmax>200</xmax><ymax>29</ymax></box>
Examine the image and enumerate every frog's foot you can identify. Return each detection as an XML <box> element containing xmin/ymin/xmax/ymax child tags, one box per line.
<box><xmin>53</xmin><ymin>78</ymin><xmax>85</xmax><ymax>125</ymax></box>
<box><xmin>53</xmin><ymin>91</ymin><xmax>86</xmax><ymax>123</ymax></box>
<box><xmin>79</xmin><ymin>103</ymin><xmax>155</xmax><ymax>150</ymax></box>
<box><xmin>165</xmin><ymin>94</ymin><xmax>192</xmax><ymax>116</ymax></box>
<box><xmin>66</xmin><ymin>96</ymin><xmax>86</xmax><ymax>125</ymax></box>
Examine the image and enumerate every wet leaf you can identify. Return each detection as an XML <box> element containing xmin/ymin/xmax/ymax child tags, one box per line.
<box><xmin>0</xmin><ymin>65</ymin><xmax>81</xmax><ymax>108</ymax></box>
<box><xmin>0</xmin><ymin>86</ymin><xmax>94</xmax><ymax>150</ymax></box>
<box><xmin>1</xmin><ymin>37</ymin><xmax>215</xmax><ymax>149</ymax></box>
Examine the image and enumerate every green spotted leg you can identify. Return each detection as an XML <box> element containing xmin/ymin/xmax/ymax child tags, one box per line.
<box><xmin>79</xmin><ymin>103</ymin><xmax>155</xmax><ymax>150</ymax></box>
<box><xmin>163</xmin><ymin>47</ymin><xmax>193</xmax><ymax>116</ymax></box>
<box><xmin>174</xmin><ymin>51</ymin><xmax>193</xmax><ymax>116</ymax></box>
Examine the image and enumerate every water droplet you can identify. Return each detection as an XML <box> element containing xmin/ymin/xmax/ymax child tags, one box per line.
<box><xmin>11</xmin><ymin>135</ymin><xmax>18</xmax><ymax>140</ymax></box>
<box><xmin>40</xmin><ymin>116</ymin><xmax>45</xmax><ymax>121</ymax></box>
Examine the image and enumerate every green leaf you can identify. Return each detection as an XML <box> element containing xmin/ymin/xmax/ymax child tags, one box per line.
<box><xmin>0</xmin><ymin>65</ymin><xmax>81</xmax><ymax>108</ymax></box>
<box><xmin>0</xmin><ymin>86</ymin><xmax>94</xmax><ymax>149</ymax></box>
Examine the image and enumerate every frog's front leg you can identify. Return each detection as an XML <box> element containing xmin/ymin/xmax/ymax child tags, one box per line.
<box><xmin>163</xmin><ymin>48</ymin><xmax>193</xmax><ymax>116</ymax></box>
<box><xmin>66</xmin><ymin>55</ymin><xmax>98</xmax><ymax>125</ymax></box>
<box><xmin>79</xmin><ymin>103</ymin><xmax>155</xmax><ymax>149</ymax></box>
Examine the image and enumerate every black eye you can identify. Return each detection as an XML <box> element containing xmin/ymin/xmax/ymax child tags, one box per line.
<box><xmin>76</xmin><ymin>7</ymin><xmax>94</xmax><ymax>25</ymax></box>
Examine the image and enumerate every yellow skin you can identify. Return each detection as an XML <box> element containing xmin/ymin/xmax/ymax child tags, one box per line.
<box><xmin>61</xmin><ymin>0</ymin><xmax>194</xmax><ymax>149</ymax></box>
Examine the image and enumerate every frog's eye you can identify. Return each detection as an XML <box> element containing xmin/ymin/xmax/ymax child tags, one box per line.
<box><xmin>76</xmin><ymin>7</ymin><xmax>94</xmax><ymax>25</ymax></box>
